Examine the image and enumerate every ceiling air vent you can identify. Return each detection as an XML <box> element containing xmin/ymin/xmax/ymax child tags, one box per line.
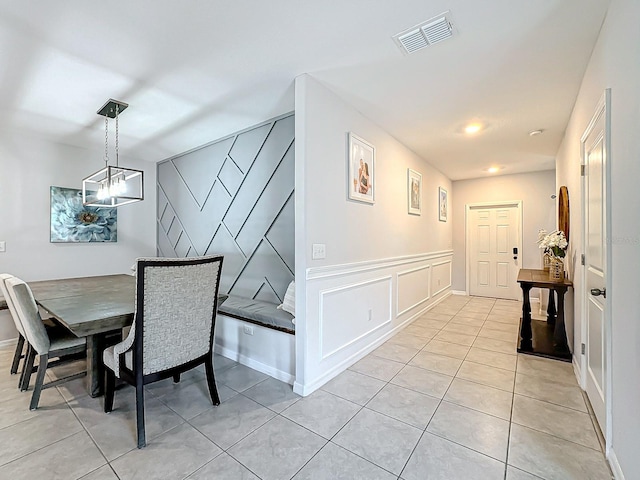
<box><xmin>394</xmin><ymin>12</ymin><xmax>454</xmax><ymax>55</ymax></box>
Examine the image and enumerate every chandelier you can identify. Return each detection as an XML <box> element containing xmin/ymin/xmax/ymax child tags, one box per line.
<box><xmin>82</xmin><ymin>99</ymin><xmax>144</xmax><ymax>207</ymax></box>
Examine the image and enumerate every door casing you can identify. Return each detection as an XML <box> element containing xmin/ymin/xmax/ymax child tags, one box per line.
<box><xmin>580</xmin><ymin>88</ymin><xmax>612</xmax><ymax>453</ymax></box>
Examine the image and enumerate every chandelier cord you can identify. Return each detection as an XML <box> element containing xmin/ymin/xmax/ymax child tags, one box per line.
<box><xmin>115</xmin><ymin>104</ymin><xmax>119</xmax><ymax>168</ymax></box>
<box><xmin>104</xmin><ymin>115</ymin><xmax>109</xmax><ymax>167</ymax></box>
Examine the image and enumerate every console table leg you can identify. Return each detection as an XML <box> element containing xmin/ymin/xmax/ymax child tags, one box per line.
<box><xmin>547</xmin><ymin>289</ymin><xmax>557</xmax><ymax>325</ymax></box>
<box><xmin>554</xmin><ymin>287</ymin><xmax>570</xmax><ymax>354</ymax></box>
<box><xmin>520</xmin><ymin>285</ymin><xmax>533</xmax><ymax>350</ymax></box>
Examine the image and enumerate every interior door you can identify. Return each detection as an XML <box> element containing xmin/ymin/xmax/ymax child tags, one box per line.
<box><xmin>467</xmin><ymin>204</ymin><xmax>521</xmax><ymax>300</ymax></box>
<box><xmin>583</xmin><ymin>92</ymin><xmax>609</xmax><ymax>435</ymax></box>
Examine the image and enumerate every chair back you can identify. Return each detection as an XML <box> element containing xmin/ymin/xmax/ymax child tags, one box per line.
<box><xmin>5</xmin><ymin>278</ymin><xmax>50</xmax><ymax>354</ymax></box>
<box><xmin>0</xmin><ymin>274</ymin><xmax>26</xmax><ymax>337</ymax></box>
<box><xmin>134</xmin><ymin>256</ymin><xmax>223</xmax><ymax>376</ymax></box>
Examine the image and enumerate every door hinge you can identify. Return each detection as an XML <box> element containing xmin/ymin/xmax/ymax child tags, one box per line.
<box><xmin>580</xmin><ymin>164</ymin><xmax>586</xmax><ymax>176</ymax></box>
<box><xmin>581</xmin><ymin>254</ymin><xmax>585</xmax><ymax>266</ymax></box>
<box><xmin>581</xmin><ymin>343</ymin><xmax>586</xmax><ymax>355</ymax></box>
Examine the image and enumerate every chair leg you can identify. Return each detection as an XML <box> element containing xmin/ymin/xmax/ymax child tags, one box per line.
<box><xmin>135</xmin><ymin>382</ymin><xmax>146</xmax><ymax>448</ymax></box>
<box><xmin>20</xmin><ymin>345</ymin><xmax>36</xmax><ymax>391</ymax></box>
<box><xmin>30</xmin><ymin>354</ymin><xmax>48</xmax><ymax>410</ymax></box>
<box><xmin>104</xmin><ymin>369</ymin><xmax>116</xmax><ymax>413</ymax></box>
<box><xmin>10</xmin><ymin>334</ymin><xmax>25</xmax><ymax>375</ymax></box>
<box><xmin>172</xmin><ymin>373</ymin><xmax>180</xmax><ymax>383</ymax></box>
<box><xmin>205</xmin><ymin>355</ymin><xmax>220</xmax><ymax>406</ymax></box>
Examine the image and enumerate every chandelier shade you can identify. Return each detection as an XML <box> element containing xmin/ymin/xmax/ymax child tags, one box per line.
<box><xmin>82</xmin><ymin>165</ymin><xmax>144</xmax><ymax>207</ymax></box>
<box><xmin>82</xmin><ymin>99</ymin><xmax>143</xmax><ymax>207</ymax></box>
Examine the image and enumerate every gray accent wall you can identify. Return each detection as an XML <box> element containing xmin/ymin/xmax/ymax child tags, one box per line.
<box><xmin>156</xmin><ymin>114</ymin><xmax>295</xmax><ymax>303</ymax></box>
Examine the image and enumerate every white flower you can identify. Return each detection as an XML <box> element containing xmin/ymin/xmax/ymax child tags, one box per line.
<box><xmin>537</xmin><ymin>229</ymin><xmax>548</xmax><ymax>244</ymax></box>
<box><xmin>537</xmin><ymin>230</ymin><xmax>568</xmax><ymax>258</ymax></box>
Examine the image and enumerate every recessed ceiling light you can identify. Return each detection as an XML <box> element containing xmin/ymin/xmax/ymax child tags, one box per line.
<box><xmin>529</xmin><ymin>129</ymin><xmax>544</xmax><ymax>136</ymax></box>
<box><xmin>484</xmin><ymin>166</ymin><xmax>503</xmax><ymax>173</ymax></box>
<box><xmin>464</xmin><ymin>123</ymin><xmax>483</xmax><ymax>134</ymax></box>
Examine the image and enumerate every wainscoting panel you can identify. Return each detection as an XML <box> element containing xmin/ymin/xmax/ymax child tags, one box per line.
<box><xmin>320</xmin><ymin>276</ymin><xmax>392</xmax><ymax>360</ymax></box>
<box><xmin>156</xmin><ymin>114</ymin><xmax>295</xmax><ymax>301</ymax></box>
<box><xmin>431</xmin><ymin>260</ymin><xmax>452</xmax><ymax>297</ymax></box>
<box><xmin>296</xmin><ymin>251</ymin><xmax>453</xmax><ymax>396</ymax></box>
<box><xmin>397</xmin><ymin>265</ymin><xmax>431</xmax><ymax>317</ymax></box>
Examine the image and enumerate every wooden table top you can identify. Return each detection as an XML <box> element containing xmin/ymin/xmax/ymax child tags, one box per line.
<box><xmin>3</xmin><ymin>274</ymin><xmax>228</xmax><ymax>337</ymax></box>
<box><xmin>33</xmin><ymin>274</ymin><xmax>136</xmax><ymax>337</ymax></box>
<box><xmin>517</xmin><ymin>268</ymin><xmax>573</xmax><ymax>288</ymax></box>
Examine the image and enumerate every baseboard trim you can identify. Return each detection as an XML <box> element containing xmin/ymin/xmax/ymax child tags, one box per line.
<box><xmin>572</xmin><ymin>354</ymin><xmax>583</xmax><ymax>388</ymax></box>
<box><xmin>608</xmin><ymin>448</ymin><xmax>625</xmax><ymax>479</ymax></box>
<box><xmin>451</xmin><ymin>290</ymin><xmax>467</xmax><ymax>296</ymax></box>
<box><xmin>214</xmin><ymin>343</ymin><xmax>294</xmax><ymax>385</ymax></box>
<box><xmin>293</xmin><ymin>291</ymin><xmax>452</xmax><ymax>397</ymax></box>
<box><xmin>0</xmin><ymin>337</ymin><xmax>18</xmax><ymax>350</ymax></box>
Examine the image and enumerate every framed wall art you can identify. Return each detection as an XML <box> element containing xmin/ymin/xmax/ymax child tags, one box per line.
<box><xmin>407</xmin><ymin>169</ymin><xmax>422</xmax><ymax>215</ymax></box>
<box><xmin>439</xmin><ymin>186</ymin><xmax>448</xmax><ymax>222</ymax></box>
<box><xmin>348</xmin><ymin>132</ymin><xmax>375</xmax><ymax>204</ymax></box>
<box><xmin>50</xmin><ymin>186</ymin><xmax>117</xmax><ymax>243</ymax></box>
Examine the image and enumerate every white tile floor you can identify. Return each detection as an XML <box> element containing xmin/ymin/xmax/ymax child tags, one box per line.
<box><xmin>0</xmin><ymin>295</ymin><xmax>613</xmax><ymax>479</ymax></box>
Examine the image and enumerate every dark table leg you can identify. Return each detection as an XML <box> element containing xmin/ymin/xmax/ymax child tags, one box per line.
<box><xmin>554</xmin><ymin>286</ymin><xmax>570</xmax><ymax>354</ymax></box>
<box><xmin>547</xmin><ymin>289</ymin><xmax>556</xmax><ymax>325</ymax></box>
<box><xmin>86</xmin><ymin>330</ymin><xmax>123</xmax><ymax>398</ymax></box>
<box><xmin>86</xmin><ymin>334</ymin><xmax>103</xmax><ymax>398</ymax></box>
<box><xmin>520</xmin><ymin>283</ymin><xmax>533</xmax><ymax>350</ymax></box>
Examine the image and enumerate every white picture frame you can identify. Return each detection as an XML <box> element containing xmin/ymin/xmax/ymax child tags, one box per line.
<box><xmin>348</xmin><ymin>133</ymin><xmax>375</xmax><ymax>204</ymax></box>
<box><xmin>408</xmin><ymin>169</ymin><xmax>422</xmax><ymax>215</ymax></box>
<box><xmin>439</xmin><ymin>186</ymin><xmax>448</xmax><ymax>222</ymax></box>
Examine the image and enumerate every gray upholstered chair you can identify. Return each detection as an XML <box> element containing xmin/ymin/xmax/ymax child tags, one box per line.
<box><xmin>103</xmin><ymin>255</ymin><xmax>224</xmax><ymax>448</ymax></box>
<box><xmin>5</xmin><ymin>277</ymin><xmax>86</xmax><ymax>409</ymax></box>
<box><xmin>0</xmin><ymin>273</ymin><xmax>28</xmax><ymax>379</ymax></box>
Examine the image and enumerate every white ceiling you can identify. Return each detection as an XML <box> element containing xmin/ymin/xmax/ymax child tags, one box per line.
<box><xmin>0</xmin><ymin>0</ymin><xmax>610</xmax><ymax>180</ymax></box>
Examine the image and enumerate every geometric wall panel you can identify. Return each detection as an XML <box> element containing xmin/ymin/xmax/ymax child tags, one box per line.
<box><xmin>157</xmin><ymin>113</ymin><xmax>295</xmax><ymax>301</ymax></box>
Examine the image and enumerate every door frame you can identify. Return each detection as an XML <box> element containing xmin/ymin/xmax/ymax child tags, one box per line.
<box><xmin>465</xmin><ymin>200</ymin><xmax>523</xmax><ymax>298</ymax></box>
<box><xmin>580</xmin><ymin>88</ymin><xmax>612</xmax><ymax>452</ymax></box>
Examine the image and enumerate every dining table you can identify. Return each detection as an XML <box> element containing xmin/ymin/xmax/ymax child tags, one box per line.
<box><xmin>30</xmin><ymin>274</ymin><xmax>136</xmax><ymax>398</ymax></box>
<box><xmin>1</xmin><ymin>274</ymin><xmax>227</xmax><ymax>398</ymax></box>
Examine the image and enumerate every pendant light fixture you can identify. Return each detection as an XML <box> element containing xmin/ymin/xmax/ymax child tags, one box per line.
<box><xmin>82</xmin><ymin>99</ymin><xmax>144</xmax><ymax>207</ymax></box>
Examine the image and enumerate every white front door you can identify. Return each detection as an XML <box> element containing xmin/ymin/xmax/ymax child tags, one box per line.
<box><xmin>467</xmin><ymin>203</ymin><xmax>522</xmax><ymax>300</ymax></box>
<box><xmin>582</xmin><ymin>91</ymin><xmax>610</xmax><ymax>437</ymax></box>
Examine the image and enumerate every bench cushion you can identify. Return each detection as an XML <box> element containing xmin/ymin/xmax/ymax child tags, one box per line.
<box><xmin>218</xmin><ymin>295</ymin><xmax>295</xmax><ymax>334</ymax></box>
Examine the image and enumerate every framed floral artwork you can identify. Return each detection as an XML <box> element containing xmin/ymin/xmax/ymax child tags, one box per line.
<box><xmin>439</xmin><ymin>186</ymin><xmax>448</xmax><ymax>222</ymax></box>
<box><xmin>408</xmin><ymin>169</ymin><xmax>422</xmax><ymax>215</ymax></box>
<box><xmin>348</xmin><ymin>133</ymin><xmax>375</xmax><ymax>204</ymax></box>
<box><xmin>50</xmin><ymin>186</ymin><xmax>117</xmax><ymax>242</ymax></box>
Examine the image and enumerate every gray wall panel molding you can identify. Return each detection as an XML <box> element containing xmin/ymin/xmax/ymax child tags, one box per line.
<box><xmin>172</xmin><ymin>137</ymin><xmax>233</xmax><ymax>208</ymax></box>
<box><xmin>157</xmin><ymin>113</ymin><xmax>295</xmax><ymax>301</ymax></box>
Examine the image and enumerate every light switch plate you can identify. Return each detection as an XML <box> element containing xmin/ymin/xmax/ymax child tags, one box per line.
<box><xmin>312</xmin><ymin>243</ymin><xmax>326</xmax><ymax>260</ymax></box>
<box><xmin>0</xmin><ymin>241</ymin><xmax>5</xmax><ymax>253</ymax></box>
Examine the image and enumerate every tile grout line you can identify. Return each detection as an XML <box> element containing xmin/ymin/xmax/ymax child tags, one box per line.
<box><xmin>397</xmin><ymin>297</ymin><xmax>486</xmax><ymax>478</ymax></box>
<box><xmin>503</xmin><ymin>346</ymin><xmax>518</xmax><ymax>480</ymax></box>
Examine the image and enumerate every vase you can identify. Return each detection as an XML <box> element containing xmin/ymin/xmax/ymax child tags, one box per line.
<box><xmin>549</xmin><ymin>257</ymin><xmax>565</xmax><ymax>281</ymax></box>
<box><xmin>543</xmin><ymin>253</ymin><xmax>552</xmax><ymax>271</ymax></box>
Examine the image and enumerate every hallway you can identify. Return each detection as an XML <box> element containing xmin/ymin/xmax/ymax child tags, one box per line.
<box><xmin>0</xmin><ymin>295</ymin><xmax>612</xmax><ymax>479</ymax></box>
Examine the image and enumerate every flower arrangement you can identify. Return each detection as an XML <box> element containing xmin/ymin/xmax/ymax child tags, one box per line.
<box><xmin>537</xmin><ymin>229</ymin><xmax>568</xmax><ymax>258</ymax></box>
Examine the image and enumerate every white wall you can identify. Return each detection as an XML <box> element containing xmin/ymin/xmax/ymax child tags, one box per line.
<box><xmin>451</xmin><ymin>171</ymin><xmax>557</xmax><ymax>320</ymax></box>
<box><xmin>0</xmin><ymin>129</ymin><xmax>156</xmax><ymax>341</ymax></box>
<box><xmin>451</xmin><ymin>171</ymin><xmax>557</xmax><ymax>291</ymax></box>
<box><xmin>555</xmin><ymin>0</ymin><xmax>640</xmax><ymax>477</ymax></box>
<box><xmin>215</xmin><ymin>314</ymin><xmax>295</xmax><ymax>384</ymax></box>
<box><xmin>295</xmin><ymin>74</ymin><xmax>453</xmax><ymax>395</ymax></box>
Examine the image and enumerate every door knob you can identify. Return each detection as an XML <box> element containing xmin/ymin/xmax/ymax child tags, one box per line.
<box><xmin>590</xmin><ymin>288</ymin><xmax>606</xmax><ymax>298</ymax></box>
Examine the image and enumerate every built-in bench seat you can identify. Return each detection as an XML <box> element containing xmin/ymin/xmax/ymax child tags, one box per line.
<box><xmin>218</xmin><ymin>295</ymin><xmax>295</xmax><ymax>334</ymax></box>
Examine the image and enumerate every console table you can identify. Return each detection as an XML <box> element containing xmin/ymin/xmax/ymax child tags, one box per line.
<box><xmin>517</xmin><ymin>268</ymin><xmax>572</xmax><ymax>361</ymax></box>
